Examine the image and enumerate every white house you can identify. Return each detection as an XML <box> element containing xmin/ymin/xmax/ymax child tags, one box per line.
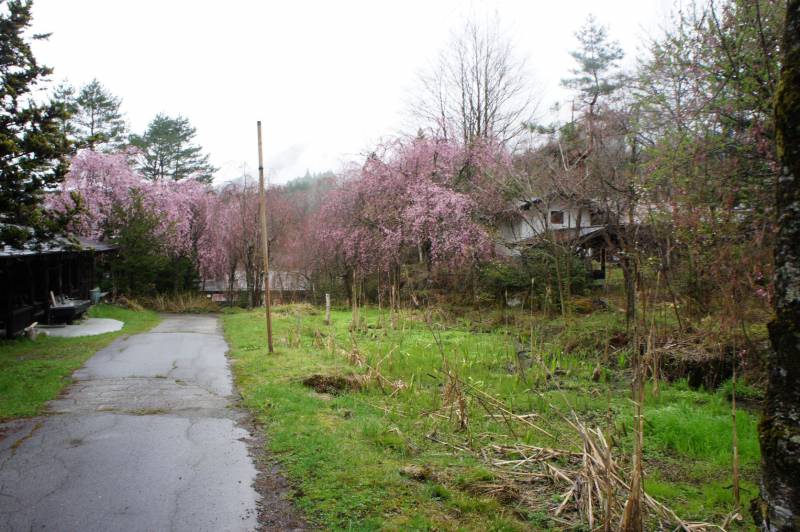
<box><xmin>497</xmin><ymin>195</ymin><xmax>606</xmax><ymax>256</ymax></box>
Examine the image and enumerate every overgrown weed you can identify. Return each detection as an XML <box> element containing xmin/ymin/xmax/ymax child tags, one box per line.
<box><xmin>223</xmin><ymin>300</ymin><xmax>765</xmax><ymax>529</ymax></box>
<box><xmin>139</xmin><ymin>292</ymin><xmax>221</xmax><ymax>313</ymax></box>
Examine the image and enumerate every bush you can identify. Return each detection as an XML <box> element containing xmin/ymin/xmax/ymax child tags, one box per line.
<box><xmin>479</xmin><ymin>247</ymin><xmax>589</xmax><ymax>306</ymax></box>
<box><xmin>101</xmin><ymin>191</ymin><xmax>200</xmax><ymax>297</ymax></box>
<box><xmin>718</xmin><ymin>378</ymin><xmax>764</xmax><ymax>402</ymax></box>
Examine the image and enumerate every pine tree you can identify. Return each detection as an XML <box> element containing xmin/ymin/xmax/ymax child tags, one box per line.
<box><xmin>73</xmin><ymin>79</ymin><xmax>127</xmax><ymax>151</ymax></box>
<box><xmin>0</xmin><ymin>0</ymin><xmax>71</xmax><ymax>247</ymax></box>
<box><xmin>51</xmin><ymin>81</ymin><xmax>78</xmax><ymax>145</ymax></box>
<box><xmin>561</xmin><ymin>14</ymin><xmax>624</xmax><ymax>107</ymax></box>
<box><xmin>130</xmin><ymin>114</ymin><xmax>216</xmax><ymax>183</ymax></box>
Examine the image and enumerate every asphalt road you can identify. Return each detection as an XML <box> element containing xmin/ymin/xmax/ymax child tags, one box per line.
<box><xmin>0</xmin><ymin>315</ymin><xmax>260</xmax><ymax>532</ymax></box>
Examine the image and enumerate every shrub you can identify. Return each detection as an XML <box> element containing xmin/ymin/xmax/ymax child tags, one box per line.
<box><xmin>479</xmin><ymin>247</ymin><xmax>589</xmax><ymax>306</ymax></box>
<box><xmin>102</xmin><ymin>191</ymin><xmax>200</xmax><ymax>297</ymax></box>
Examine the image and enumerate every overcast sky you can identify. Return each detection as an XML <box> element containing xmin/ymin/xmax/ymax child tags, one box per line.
<box><xmin>30</xmin><ymin>0</ymin><xmax>673</xmax><ymax>185</ymax></box>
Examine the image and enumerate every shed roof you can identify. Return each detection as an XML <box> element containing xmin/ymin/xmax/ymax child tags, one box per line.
<box><xmin>0</xmin><ymin>235</ymin><xmax>116</xmax><ymax>258</ymax></box>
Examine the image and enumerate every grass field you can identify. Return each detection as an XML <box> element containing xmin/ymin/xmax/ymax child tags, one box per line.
<box><xmin>223</xmin><ymin>302</ymin><xmax>761</xmax><ymax>530</ymax></box>
<box><xmin>0</xmin><ymin>304</ymin><xmax>160</xmax><ymax>420</ymax></box>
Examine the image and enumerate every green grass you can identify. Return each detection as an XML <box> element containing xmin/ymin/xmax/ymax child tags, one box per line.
<box><xmin>647</xmin><ymin>385</ymin><xmax>760</xmax><ymax>467</ymax></box>
<box><xmin>225</xmin><ymin>307</ymin><xmax>535</xmax><ymax>531</ymax></box>
<box><xmin>223</xmin><ymin>303</ymin><xmax>761</xmax><ymax>530</ymax></box>
<box><xmin>0</xmin><ymin>304</ymin><xmax>160</xmax><ymax>420</ymax></box>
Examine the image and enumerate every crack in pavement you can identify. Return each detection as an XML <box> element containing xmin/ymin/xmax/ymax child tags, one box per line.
<box><xmin>0</xmin><ymin>314</ymin><xmax>268</xmax><ymax>532</ymax></box>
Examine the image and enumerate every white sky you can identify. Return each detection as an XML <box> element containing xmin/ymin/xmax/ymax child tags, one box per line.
<box><xmin>30</xmin><ymin>0</ymin><xmax>673</xmax><ymax>185</ymax></box>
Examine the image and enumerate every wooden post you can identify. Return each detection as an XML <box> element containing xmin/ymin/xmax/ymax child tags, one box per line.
<box><xmin>351</xmin><ymin>269</ymin><xmax>360</xmax><ymax>330</ymax></box>
<box><xmin>325</xmin><ymin>293</ymin><xmax>331</xmax><ymax>325</ymax></box>
<box><xmin>257</xmin><ymin>121</ymin><xmax>274</xmax><ymax>353</ymax></box>
<box><xmin>600</xmin><ymin>248</ymin><xmax>606</xmax><ymax>278</ymax></box>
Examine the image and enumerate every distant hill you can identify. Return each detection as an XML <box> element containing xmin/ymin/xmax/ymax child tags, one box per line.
<box><xmin>282</xmin><ymin>170</ymin><xmax>336</xmax><ymax>193</ymax></box>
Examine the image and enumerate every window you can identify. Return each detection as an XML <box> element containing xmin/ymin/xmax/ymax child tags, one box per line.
<box><xmin>550</xmin><ymin>210</ymin><xmax>564</xmax><ymax>224</ymax></box>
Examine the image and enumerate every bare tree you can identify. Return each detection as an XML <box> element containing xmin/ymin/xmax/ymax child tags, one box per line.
<box><xmin>411</xmin><ymin>17</ymin><xmax>536</xmax><ymax>146</ymax></box>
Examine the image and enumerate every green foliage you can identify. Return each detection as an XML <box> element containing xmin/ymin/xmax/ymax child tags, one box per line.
<box><xmin>634</xmin><ymin>0</ymin><xmax>783</xmax><ymax>317</ymax></box>
<box><xmin>0</xmin><ymin>0</ymin><xmax>71</xmax><ymax>247</ymax></box>
<box><xmin>51</xmin><ymin>81</ymin><xmax>78</xmax><ymax>144</ymax></box>
<box><xmin>223</xmin><ymin>308</ymin><xmax>532</xmax><ymax>530</ymax></box>
<box><xmin>647</xmin><ymin>386</ymin><xmax>760</xmax><ymax>467</ymax></box>
<box><xmin>130</xmin><ymin>113</ymin><xmax>216</xmax><ymax>183</ymax></box>
<box><xmin>156</xmin><ymin>254</ymin><xmax>200</xmax><ymax>295</ymax></box>
<box><xmin>0</xmin><ymin>304</ymin><xmax>160</xmax><ymax>419</ymax></box>
<box><xmin>645</xmin><ymin>473</ymin><xmax>759</xmax><ymax>522</ymax></box>
<box><xmin>718</xmin><ymin>378</ymin><xmax>765</xmax><ymax>403</ymax></box>
<box><xmin>562</xmin><ymin>13</ymin><xmax>624</xmax><ymax>103</ymax></box>
<box><xmin>103</xmin><ymin>191</ymin><xmax>198</xmax><ymax>296</ymax></box>
<box><xmin>71</xmin><ymin>79</ymin><xmax>127</xmax><ymax>151</ymax></box>
<box><xmin>223</xmin><ymin>301</ymin><xmax>760</xmax><ymax>529</ymax></box>
<box><xmin>480</xmin><ymin>247</ymin><xmax>589</xmax><ymax>305</ymax></box>
<box><xmin>105</xmin><ymin>191</ymin><xmax>169</xmax><ymax>295</ymax></box>
<box><xmin>479</xmin><ymin>258</ymin><xmax>531</xmax><ymax>292</ymax></box>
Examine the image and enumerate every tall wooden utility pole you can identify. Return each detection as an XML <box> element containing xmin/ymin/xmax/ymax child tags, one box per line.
<box><xmin>257</xmin><ymin>121</ymin><xmax>274</xmax><ymax>353</ymax></box>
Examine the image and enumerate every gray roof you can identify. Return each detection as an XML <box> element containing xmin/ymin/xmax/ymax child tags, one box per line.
<box><xmin>1</xmin><ymin>235</ymin><xmax>116</xmax><ymax>258</ymax></box>
<box><xmin>203</xmin><ymin>271</ymin><xmax>309</xmax><ymax>292</ymax></box>
<box><xmin>203</xmin><ymin>279</ymin><xmax>246</xmax><ymax>292</ymax></box>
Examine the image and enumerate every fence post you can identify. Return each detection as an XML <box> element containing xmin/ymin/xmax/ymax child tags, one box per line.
<box><xmin>325</xmin><ymin>293</ymin><xmax>331</xmax><ymax>326</ymax></box>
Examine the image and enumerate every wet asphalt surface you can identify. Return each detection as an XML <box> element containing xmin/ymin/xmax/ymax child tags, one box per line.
<box><xmin>0</xmin><ymin>315</ymin><xmax>260</xmax><ymax>532</ymax></box>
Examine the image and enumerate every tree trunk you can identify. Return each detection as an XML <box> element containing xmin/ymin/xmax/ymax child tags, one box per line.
<box><xmin>621</xmin><ymin>256</ymin><xmax>636</xmax><ymax>327</ymax></box>
<box><xmin>343</xmin><ymin>267</ymin><xmax>353</xmax><ymax>308</ymax></box>
<box><xmin>754</xmin><ymin>2</ymin><xmax>800</xmax><ymax>529</ymax></box>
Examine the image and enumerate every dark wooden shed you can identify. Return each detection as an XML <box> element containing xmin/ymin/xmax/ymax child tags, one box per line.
<box><xmin>0</xmin><ymin>236</ymin><xmax>115</xmax><ymax>339</ymax></box>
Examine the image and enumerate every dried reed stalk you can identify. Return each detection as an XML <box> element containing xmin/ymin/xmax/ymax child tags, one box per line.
<box><xmin>427</xmin><ymin>375</ymin><xmax>723</xmax><ymax>531</ymax></box>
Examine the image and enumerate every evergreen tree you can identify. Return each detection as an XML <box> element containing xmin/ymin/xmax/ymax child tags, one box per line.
<box><xmin>105</xmin><ymin>190</ymin><xmax>167</xmax><ymax>295</ymax></box>
<box><xmin>0</xmin><ymin>0</ymin><xmax>71</xmax><ymax>247</ymax></box>
<box><xmin>73</xmin><ymin>79</ymin><xmax>127</xmax><ymax>150</ymax></box>
<box><xmin>561</xmin><ymin>14</ymin><xmax>625</xmax><ymax>106</ymax></box>
<box><xmin>130</xmin><ymin>114</ymin><xmax>216</xmax><ymax>183</ymax></box>
<box><xmin>51</xmin><ymin>81</ymin><xmax>78</xmax><ymax>145</ymax></box>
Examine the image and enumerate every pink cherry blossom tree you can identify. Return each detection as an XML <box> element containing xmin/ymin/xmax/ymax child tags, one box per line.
<box><xmin>314</xmin><ymin>133</ymin><xmax>512</xmax><ymax>303</ymax></box>
<box><xmin>50</xmin><ymin>150</ymin><xmax>219</xmax><ymax>294</ymax></box>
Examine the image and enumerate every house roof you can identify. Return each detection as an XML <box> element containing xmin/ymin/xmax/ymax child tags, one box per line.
<box><xmin>203</xmin><ymin>279</ymin><xmax>246</xmax><ymax>292</ymax></box>
<box><xmin>0</xmin><ymin>235</ymin><xmax>116</xmax><ymax>258</ymax></box>
<box><xmin>508</xmin><ymin>225</ymin><xmax>608</xmax><ymax>247</ymax></box>
<box><xmin>202</xmin><ymin>271</ymin><xmax>310</xmax><ymax>292</ymax></box>
<box><xmin>517</xmin><ymin>193</ymin><xmax>599</xmax><ymax>212</ymax></box>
